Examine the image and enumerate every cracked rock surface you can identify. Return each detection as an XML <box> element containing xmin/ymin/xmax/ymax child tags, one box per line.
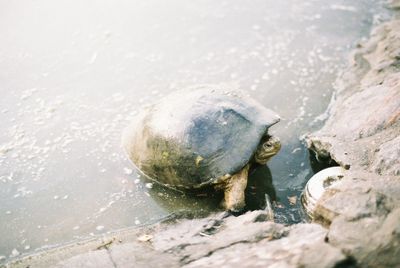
<box><xmin>9</xmin><ymin>211</ymin><xmax>348</xmax><ymax>268</ymax></box>
<box><xmin>305</xmin><ymin>18</ymin><xmax>400</xmax><ymax>268</ymax></box>
<box><xmin>306</xmin><ymin>19</ymin><xmax>400</xmax><ymax>175</ymax></box>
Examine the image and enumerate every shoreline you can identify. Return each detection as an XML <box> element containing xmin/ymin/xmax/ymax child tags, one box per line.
<box><xmin>5</xmin><ymin>4</ymin><xmax>400</xmax><ymax>268</ymax></box>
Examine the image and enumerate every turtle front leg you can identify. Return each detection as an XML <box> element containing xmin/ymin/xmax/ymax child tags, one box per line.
<box><xmin>222</xmin><ymin>164</ymin><xmax>250</xmax><ymax>212</ymax></box>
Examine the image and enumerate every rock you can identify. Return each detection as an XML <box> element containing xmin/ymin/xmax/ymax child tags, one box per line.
<box><xmin>108</xmin><ymin>242</ymin><xmax>179</xmax><ymax>268</ymax></box>
<box><xmin>9</xmin><ymin>211</ymin><xmax>349</xmax><ymax>268</ymax></box>
<box><xmin>305</xmin><ymin>17</ymin><xmax>400</xmax><ymax>268</ymax></box>
<box><xmin>153</xmin><ymin>211</ymin><xmax>286</xmax><ymax>265</ymax></box>
<box><xmin>182</xmin><ymin>223</ymin><xmax>346</xmax><ymax>268</ymax></box>
<box><xmin>388</xmin><ymin>0</ymin><xmax>400</xmax><ymax>9</ymax></box>
<box><xmin>371</xmin><ymin>135</ymin><xmax>400</xmax><ymax>175</ymax></box>
<box><xmin>54</xmin><ymin>250</ymin><xmax>115</xmax><ymax>268</ymax></box>
<box><xmin>306</xmin><ymin>20</ymin><xmax>400</xmax><ymax>175</ymax></box>
<box><xmin>151</xmin><ymin>211</ymin><xmax>347</xmax><ymax>268</ymax></box>
<box><xmin>307</xmin><ymin>171</ymin><xmax>400</xmax><ymax>266</ymax></box>
<box><xmin>328</xmin><ymin>208</ymin><xmax>400</xmax><ymax>267</ymax></box>
<box><xmin>53</xmin><ymin>242</ymin><xmax>179</xmax><ymax>268</ymax></box>
<box><xmin>313</xmin><ymin>172</ymin><xmax>400</xmax><ymax>223</ymax></box>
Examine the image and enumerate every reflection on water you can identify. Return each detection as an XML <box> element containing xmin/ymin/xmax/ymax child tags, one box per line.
<box><xmin>148</xmin><ymin>183</ymin><xmax>222</xmax><ymax>219</ymax></box>
<box><xmin>147</xmin><ymin>165</ymin><xmax>278</xmax><ymax>220</ymax></box>
<box><xmin>246</xmin><ymin>165</ymin><xmax>276</xmax><ymax>212</ymax></box>
<box><xmin>0</xmin><ymin>0</ymin><xmax>391</xmax><ymax>262</ymax></box>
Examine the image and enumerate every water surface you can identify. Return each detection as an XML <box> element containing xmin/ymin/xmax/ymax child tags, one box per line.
<box><xmin>0</xmin><ymin>0</ymin><xmax>390</xmax><ymax>262</ymax></box>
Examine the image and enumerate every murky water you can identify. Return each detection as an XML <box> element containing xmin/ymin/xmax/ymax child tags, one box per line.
<box><xmin>0</xmin><ymin>0</ymin><xmax>391</xmax><ymax>262</ymax></box>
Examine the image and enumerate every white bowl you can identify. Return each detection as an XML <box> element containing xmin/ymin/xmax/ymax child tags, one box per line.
<box><xmin>301</xmin><ymin>166</ymin><xmax>345</xmax><ymax>220</ymax></box>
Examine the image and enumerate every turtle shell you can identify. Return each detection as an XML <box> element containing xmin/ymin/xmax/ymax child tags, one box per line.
<box><xmin>123</xmin><ymin>87</ymin><xmax>280</xmax><ymax>189</ymax></box>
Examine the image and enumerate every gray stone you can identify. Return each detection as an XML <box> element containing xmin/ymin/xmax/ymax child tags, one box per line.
<box><xmin>328</xmin><ymin>209</ymin><xmax>400</xmax><ymax>267</ymax></box>
<box><xmin>153</xmin><ymin>211</ymin><xmax>287</xmax><ymax>265</ymax></box>
<box><xmin>388</xmin><ymin>0</ymin><xmax>400</xmax><ymax>9</ymax></box>
<box><xmin>313</xmin><ymin>171</ymin><xmax>400</xmax><ymax>223</ymax></box>
<box><xmin>54</xmin><ymin>250</ymin><xmax>115</xmax><ymax>268</ymax></box>
<box><xmin>305</xmin><ymin>18</ymin><xmax>400</xmax><ymax>268</ymax></box>
<box><xmin>109</xmin><ymin>242</ymin><xmax>179</xmax><ymax>268</ymax></box>
<box><xmin>14</xmin><ymin>211</ymin><xmax>345</xmax><ymax>268</ymax></box>
<box><xmin>182</xmin><ymin>224</ymin><xmax>346</xmax><ymax>268</ymax></box>
<box><xmin>371</xmin><ymin>135</ymin><xmax>400</xmax><ymax>176</ymax></box>
<box><xmin>306</xmin><ymin>20</ymin><xmax>400</xmax><ymax>175</ymax></box>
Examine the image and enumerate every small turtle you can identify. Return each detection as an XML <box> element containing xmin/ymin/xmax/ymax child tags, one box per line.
<box><xmin>123</xmin><ymin>87</ymin><xmax>281</xmax><ymax>212</ymax></box>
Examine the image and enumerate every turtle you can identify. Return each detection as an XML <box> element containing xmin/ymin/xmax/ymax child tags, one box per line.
<box><xmin>122</xmin><ymin>87</ymin><xmax>281</xmax><ymax>212</ymax></box>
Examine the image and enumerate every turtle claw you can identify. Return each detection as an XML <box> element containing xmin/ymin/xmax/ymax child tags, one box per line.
<box><xmin>227</xmin><ymin>209</ymin><xmax>244</xmax><ymax>217</ymax></box>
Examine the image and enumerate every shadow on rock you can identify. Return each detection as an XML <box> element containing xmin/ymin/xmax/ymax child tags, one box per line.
<box><xmin>308</xmin><ymin>149</ymin><xmax>339</xmax><ymax>175</ymax></box>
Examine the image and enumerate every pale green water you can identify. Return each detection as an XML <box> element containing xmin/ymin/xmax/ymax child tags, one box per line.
<box><xmin>0</xmin><ymin>0</ymin><xmax>391</xmax><ymax>262</ymax></box>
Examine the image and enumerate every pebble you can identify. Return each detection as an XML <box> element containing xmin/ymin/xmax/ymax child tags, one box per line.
<box><xmin>137</xmin><ymin>234</ymin><xmax>152</xmax><ymax>242</ymax></box>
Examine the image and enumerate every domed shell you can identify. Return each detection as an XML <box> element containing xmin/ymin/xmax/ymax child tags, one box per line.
<box><xmin>123</xmin><ymin>87</ymin><xmax>280</xmax><ymax>189</ymax></box>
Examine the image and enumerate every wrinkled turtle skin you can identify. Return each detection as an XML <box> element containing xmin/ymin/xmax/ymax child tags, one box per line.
<box><xmin>123</xmin><ymin>87</ymin><xmax>281</xmax><ymax>211</ymax></box>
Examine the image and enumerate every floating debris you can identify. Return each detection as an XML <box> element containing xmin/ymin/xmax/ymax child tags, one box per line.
<box><xmin>288</xmin><ymin>196</ymin><xmax>297</xmax><ymax>205</ymax></box>
<box><xmin>96</xmin><ymin>225</ymin><xmax>105</xmax><ymax>231</ymax></box>
<box><xmin>10</xmin><ymin>249</ymin><xmax>20</xmax><ymax>257</ymax></box>
<box><xmin>291</xmin><ymin>148</ymin><xmax>301</xmax><ymax>154</ymax></box>
<box><xmin>123</xmin><ymin>167</ymin><xmax>133</xmax><ymax>175</ymax></box>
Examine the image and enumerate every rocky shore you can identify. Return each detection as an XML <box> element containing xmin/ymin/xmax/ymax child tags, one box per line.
<box><xmin>304</xmin><ymin>14</ymin><xmax>400</xmax><ymax>267</ymax></box>
<box><xmin>6</xmin><ymin>5</ymin><xmax>400</xmax><ymax>268</ymax></box>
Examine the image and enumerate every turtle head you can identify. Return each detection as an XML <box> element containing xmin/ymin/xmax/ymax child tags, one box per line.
<box><xmin>254</xmin><ymin>135</ymin><xmax>281</xmax><ymax>165</ymax></box>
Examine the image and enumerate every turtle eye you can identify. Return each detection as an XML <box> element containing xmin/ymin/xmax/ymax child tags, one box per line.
<box><xmin>263</xmin><ymin>142</ymin><xmax>272</xmax><ymax>149</ymax></box>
